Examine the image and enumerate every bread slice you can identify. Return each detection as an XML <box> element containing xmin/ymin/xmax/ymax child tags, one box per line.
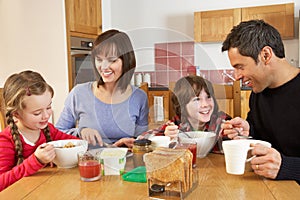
<box><xmin>144</xmin><ymin>147</ymin><xmax>193</xmax><ymax>192</ymax></box>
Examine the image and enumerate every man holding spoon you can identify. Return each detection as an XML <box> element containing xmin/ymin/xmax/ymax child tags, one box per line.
<box><xmin>221</xmin><ymin>20</ymin><xmax>300</xmax><ymax>184</ymax></box>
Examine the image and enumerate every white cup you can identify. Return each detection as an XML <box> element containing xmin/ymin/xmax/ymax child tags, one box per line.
<box><xmin>135</xmin><ymin>73</ymin><xmax>142</xmax><ymax>86</ymax></box>
<box><xmin>245</xmin><ymin>139</ymin><xmax>271</xmax><ymax>148</ymax></box>
<box><xmin>150</xmin><ymin>136</ymin><xmax>171</xmax><ymax>148</ymax></box>
<box><xmin>143</xmin><ymin>73</ymin><xmax>151</xmax><ymax>86</ymax></box>
<box><xmin>222</xmin><ymin>140</ymin><xmax>272</xmax><ymax>175</ymax></box>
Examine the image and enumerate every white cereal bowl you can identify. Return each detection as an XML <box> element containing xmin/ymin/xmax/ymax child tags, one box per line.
<box><xmin>179</xmin><ymin>131</ymin><xmax>216</xmax><ymax>158</ymax></box>
<box><xmin>48</xmin><ymin>139</ymin><xmax>88</xmax><ymax>168</ymax></box>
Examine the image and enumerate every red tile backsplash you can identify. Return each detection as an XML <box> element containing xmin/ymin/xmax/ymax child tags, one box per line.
<box><xmin>155</xmin><ymin>71</ymin><xmax>169</xmax><ymax>86</ymax></box>
<box><xmin>169</xmin><ymin>70</ymin><xmax>182</xmax><ymax>83</ymax></box>
<box><xmin>152</xmin><ymin>41</ymin><xmax>194</xmax><ymax>86</ymax></box>
<box><xmin>134</xmin><ymin>41</ymin><xmax>234</xmax><ymax>87</ymax></box>
<box><xmin>182</xmin><ymin>42</ymin><xmax>194</xmax><ymax>55</ymax></box>
<box><xmin>181</xmin><ymin>56</ymin><xmax>194</xmax><ymax>71</ymax></box>
<box><xmin>155</xmin><ymin>43</ymin><xmax>168</xmax><ymax>57</ymax></box>
<box><xmin>168</xmin><ymin>56</ymin><xmax>181</xmax><ymax>70</ymax></box>
<box><xmin>167</xmin><ymin>42</ymin><xmax>181</xmax><ymax>56</ymax></box>
<box><xmin>155</xmin><ymin>57</ymin><xmax>168</xmax><ymax>71</ymax></box>
<box><xmin>208</xmin><ymin>70</ymin><xmax>224</xmax><ymax>84</ymax></box>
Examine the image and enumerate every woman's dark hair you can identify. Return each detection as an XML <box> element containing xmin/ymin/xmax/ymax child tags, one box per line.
<box><xmin>91</xmin><ymin>29</ymin><xmax>136</xmax><ymax>92</ymax></box>
<box><xmin>171</xmin><ymin>75</ymin><xmax>218</xmax><ymax>123</ymax></box>
<box><xmin>222</xmin><ymin>19</ymin><xmax>285</xmax><ymax>64</ymax></box>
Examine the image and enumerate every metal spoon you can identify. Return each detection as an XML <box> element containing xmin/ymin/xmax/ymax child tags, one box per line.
<box><xmin>233</xmin><ymin>128</ymin><xmax>252</xmax><ymax>139</ymax></box>
<box><xmin>168</xmin><ymin>140</ymin><xmax>178</xmax><ymax>149</ymax></box>
<box><xmin>169</xmin><ymin>130</ymin><xmax>191</xmax><ymax>149</ymax></box>
<box><xmin>222</xmin><ymin>120</ymin><xmax>252</xmax><ymax>139</ymax></box>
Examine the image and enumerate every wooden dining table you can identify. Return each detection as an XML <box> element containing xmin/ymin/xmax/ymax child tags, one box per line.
<box><xmin>1</xmin><ymin>153</ymin><xmax>299</xmax><ymax>199</ymax></box>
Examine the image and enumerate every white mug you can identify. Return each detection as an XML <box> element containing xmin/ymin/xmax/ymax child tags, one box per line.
<box><xmin>222</xmin><ymin>140</ymin><xmax>271</xmax><ymax>175</ymax></box>
<box><xmin>143</xmin><ymin>73</ymin><xmax>151</xmax><ymax>86</ymax></box>
<box><xmin>244</xmin><ymin>139</ymin><xmax>272</xmax><ymax>162</ymax></box>
<box><xmin>135</xmin><ymin>73</ymin><xmax>142</xmax><ymax>86</ymax></box>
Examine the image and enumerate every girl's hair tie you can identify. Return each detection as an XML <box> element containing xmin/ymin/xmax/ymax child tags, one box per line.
<box><xmin>25</xmin><ymin>87</ymin><xmax>31</xmax><ymax>96</ymax></box>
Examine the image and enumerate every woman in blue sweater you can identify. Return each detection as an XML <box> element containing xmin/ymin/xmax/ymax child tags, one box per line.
<box><xmin>56</xmin><ymin>29</ymin><xmax>149</xmax><ymax>148</ymax></box>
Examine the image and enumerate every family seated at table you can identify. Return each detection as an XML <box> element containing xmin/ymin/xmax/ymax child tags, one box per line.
<box><xmin>1</xmin><ymin>19</ymin><xmax>299</xmax><ymax>192</ymax></box>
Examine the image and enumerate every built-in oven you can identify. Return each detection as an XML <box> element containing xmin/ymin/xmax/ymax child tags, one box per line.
<box><xmin>70</xmin><ymin>36</ymin><xmax>96</xmax><ymax>88</ymax></box>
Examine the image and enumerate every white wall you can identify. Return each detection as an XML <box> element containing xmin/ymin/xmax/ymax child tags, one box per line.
<box><xmin>103</xmin><ymin>0</ymin><xmax>299</xmax><ymax>71</ymax></box>
<box><xmin>0</xmin><ymin>1</ymin><xmax>298</xmax><ymax>123</ymax></box>
<box><xmin>0</xmin><ymin>0</ymin><xmax>69</xmax><ymax>122</ymax></box>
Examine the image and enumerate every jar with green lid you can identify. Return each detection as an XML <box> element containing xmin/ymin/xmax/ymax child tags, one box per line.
<box><xmin>132</xmin><ymin>139</ymin><xmax>153</xmax><ymax>153</ymax></box>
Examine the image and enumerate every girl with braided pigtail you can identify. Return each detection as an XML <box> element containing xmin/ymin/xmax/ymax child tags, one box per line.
<box><xmin>8</xmin><ymin>111</ymin><xmax>24</xmax><ymax>165</ymax></box>
<box><xmin>0</xmin><ymin>70</ymin><xmax>78</xmax><ymax>191</ymax></box>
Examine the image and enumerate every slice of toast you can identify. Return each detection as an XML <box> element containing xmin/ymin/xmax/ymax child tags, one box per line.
<box><xmin>144</xmin><ymin>147</ymin><xmax>193</xmax><ymax>192</ymax></box>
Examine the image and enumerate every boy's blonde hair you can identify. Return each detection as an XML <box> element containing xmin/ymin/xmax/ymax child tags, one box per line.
<box><xmin>3</xmin><ymin>70</ymin><xmax>54</xmax><ymax>165</ymax></box>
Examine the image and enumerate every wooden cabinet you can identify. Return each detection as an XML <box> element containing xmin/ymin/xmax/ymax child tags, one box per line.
<box><xmin>242</xmin><ymin>4</ymin><xmax>294</xmax><ymax>39</ymax></box>
<box><xmin>148</xmin><ymin>90</ymin><xmax>170</xmax><ymax>124</ymax></box>
<box><xmin>194</xmin><ymin>3</ymin><xmax>294</xmax><ymax>42</ymax></box>
<box><xmin>65</xmin><ymin>0</ymin><xmax>102</xmax><ymax>90</ymax></box>
<box><xmin>241</xmin><ymin>90</ymin><xmax>251</xmax><ymax>119</ymax></box>
<box><xmin>65</xmin><ymin>0</ymin><xmax>102</xmax><ymax>38</ymax></box>
<box><xmin>215</xmin><ymin>89</ymin><xmax>250</xmax><ymax>119</ymax></box>
<box><xmin>194</xmin><ymin>9</ymin><xmax>241</xmax><ymax>42</ymax></box>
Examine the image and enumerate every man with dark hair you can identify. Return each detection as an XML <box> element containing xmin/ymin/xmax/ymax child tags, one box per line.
<box><xmin>221</xmin><ymin>19</ymin><xmax>300</xmax><ymax>184</ymax></box>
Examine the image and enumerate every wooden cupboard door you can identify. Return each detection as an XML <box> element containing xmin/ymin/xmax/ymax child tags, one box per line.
<box><xmin>194</xmin><ymin>9</ymin><xmax>241</xmax><ymax>42</ymax></box>
<box><xmin>241</xmin><ymin>90</ymin><xmax>251</xmax><ymax>119</ymax></box>
<box><xmin>216</xmin><ymin>99</ymin><xmax>233</xmax><ymax>118</ymax></box>
<box><xmin>242</xmin><ymin>3</ymin><xmax>294</xmax><ymax>39</ymax></box>
<box><xmin>68</xmin><ymin>0</ymin><xmax>102</xmax><ymax>37</ymax></box>
<box><xmin>148</xmin><ymin>90</ymin><xmax>169</xmax><ymax>124</ymax></box>
<box><xmin>217</xmin><ymin>90</ymin><xmax>251</xmax><ymax>119</ymax></box>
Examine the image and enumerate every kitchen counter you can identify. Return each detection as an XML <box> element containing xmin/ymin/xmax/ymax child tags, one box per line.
<box><xmin>241</xmin><ymin>86</ymin><xmax>252</xmax><ymax>91</ymax></box>
<box><xmin>148</xmin><ymin>86</ymin><xmax>169</xmax><ymax>91</ymax></box>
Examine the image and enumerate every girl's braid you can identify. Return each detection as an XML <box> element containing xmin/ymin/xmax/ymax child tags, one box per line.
<box><xmin>7</xmin><ymin>111</ymin><xmax>24</xmax><ymax>165</ymax></box>
<box><xmin>43</xmin><ymin>125</ymin><xmax>52</xmax><ymax>142</ymax></box>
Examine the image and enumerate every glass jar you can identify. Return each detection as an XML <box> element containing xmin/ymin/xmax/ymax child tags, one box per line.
<box><xmin>132</xmin><ymin>139</ymin><xmax>152</xmax><ymax>153</ymax></box>
<box><xmin>132</xmin><ymin>139</ymin><xmax>152</xmax><ymax>167</ymax></box>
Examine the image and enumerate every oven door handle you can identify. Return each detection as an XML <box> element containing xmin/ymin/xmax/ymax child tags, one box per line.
<box><xmin>71</xmin><ymin>49</ymin><xmax>91</xmax><ymax>56</ymax></box>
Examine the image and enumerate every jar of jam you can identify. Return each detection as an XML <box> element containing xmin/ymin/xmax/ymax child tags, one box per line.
<box><xmin>132</xmin><ymin>139</ymin><xmax>153</xmax><ymax>153</ymax></box>
<box><xmin>132</xmin><ymin>139</ymin><xmax>152</xmax><ymax>167</ymax></box>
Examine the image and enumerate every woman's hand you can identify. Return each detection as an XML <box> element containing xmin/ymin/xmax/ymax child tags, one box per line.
<box><xmin>113</xmin><ymin>138</ymin><xmax>135</xmax><ymax>148</ymax></box>
<box><xmin>34</xmin><ymin>143</ymin><xmax>56</xmax><ymax>165</ymax></box>
<box><xmin>250</xmin><ymin>144</ymin><xmax>282</xmax><ymax>179</ymax></box>
<box><xmin>80</xmin><ymin>128</ymin><xmax>103</xmax><ymax>146</ymax></box>
<box><xmin>164</xmin><ymin>122</ymin><xmax>179</xmax><ymax>140</ymax></box>
<box><xmin>221</xmin><ymin>117</ymin><xmax>250</xmax><ymax>139</ymax></box>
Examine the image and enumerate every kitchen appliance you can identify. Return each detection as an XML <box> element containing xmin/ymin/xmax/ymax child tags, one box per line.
<box><xmin>70</xmin><ymin>36</ymin><xmax>95</xmax><ymax>87</ymax></box>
